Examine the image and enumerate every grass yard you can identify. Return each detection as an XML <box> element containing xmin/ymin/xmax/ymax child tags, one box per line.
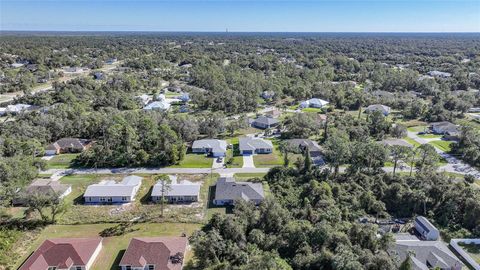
<box><xmin>44</xmin><ymin>153</ymin><xmax>79</xmax><ymax>169</ymax></box>
<box><xmin>429</xmin><ymin>140</ymin><xmax>454</xmax><ymax>152</ymax></box>
<box><xmin>404</xmin><ymin>137</ymin><xmax>421</xmax><ymax>147</ymax></box>
<box><xmin>302</xmin><ymin>107</ymin><xmax>323</xmax><ymax>113</ymax></box>
<box><xmin>169</xmin><ymin>153</ymin><xmax>213</xmax><ymax>168</ymax></box>
<box><xmin>407</xmin><ymin>125</ymin><xmax>427</xmax><ymax>133</ymax></box>
<box><xmin>418</xmin><ymin>134</ymin><xmax>443</xmax><ymax>139</ymax></box>
<box><xmin>225</xmin><ymin>137</ymin><xmax>243</xmax><ymax>168</ymax></box>
<box><xmin>253</xmin><ymin>140</ymin><xmax>284</xmax><ymax>168</ymax></box>
<box><xmin>15</xmin><ymin>223</ymin><xmax>201</xmax><ymax>270</ymax></box>
<box><xmin>234</xmin><ymin>173</ymin><xmax>267</xmax><ymax>180</ymax></box>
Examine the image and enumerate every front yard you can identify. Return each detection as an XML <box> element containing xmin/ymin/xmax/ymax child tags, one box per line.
<box><xmin>169</xmin><ymin>153</ymin><xmax>213</xmax><ymax>168</ymax></box>
<box><xmin>225</xmin><ymin>137</ymin><xmax>243</xmax><ymax>168</ymax></box>
<box><xmin>15</xmin><ymin>223</ymin><xmax>201</xmax><ymax>270</ymax></box>
<box><xmin>44</xmin><ymin>153</ymin><xmax>79</xmax><ymax>169</ymax></box>
<box><xmin>429</xmin><ymin>140</ymin><xmax>454</xmax><ymax>152</ymax></box>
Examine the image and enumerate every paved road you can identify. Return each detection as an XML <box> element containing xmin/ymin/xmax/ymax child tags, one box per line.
<box><xmin>407</xmin><ymin>131</ymin><xmax>480</xmax><ymax>178</ymax></box>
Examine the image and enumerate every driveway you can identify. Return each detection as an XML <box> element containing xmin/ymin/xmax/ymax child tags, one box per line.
<box><xmin>242</xmin><ymin>155</ymin><xmax>255</xmax><ymax>168</ymax></box>
<box><xmin>212</xmin><ymin>157</ymin><xmax>225</xmax><ymax>169</ymax></box>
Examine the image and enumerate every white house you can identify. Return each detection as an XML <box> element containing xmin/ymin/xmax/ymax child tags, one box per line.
<box><xmin>191</xmin><ymin>139</ymin><xmax>227</xmax><ymax>157</ymax></box>
<box><xmin>151</xmin><ymin>179</ymin><xmax>200</xmax><ymax>203</ymax></box>
<box><xmin>414</xmin><ymin>216</ymin><xmax>440</xmax><ymax>241</ymax></box>
<box><xmin>299</xmin><ymin>98</ymin><xmax>329</xmax><ymax>109</ymax></box>
<box><xmin>239</xmin><ymin>137</ymin><xmax>273</xmax><ymax>155</ymax></box>
<box><xmin>83</xmin><ymin>176</ymin><xmax>142</xmax><ymax>204</ymax></box>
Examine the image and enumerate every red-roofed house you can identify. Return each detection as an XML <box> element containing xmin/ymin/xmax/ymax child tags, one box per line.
<box><xmin>19</xmin><ymin>238</ymin><xmax>102</xmax><ymax>270</ymax></box>
<box><xmin>119</xmin><ymin>237</ymin><xmax>188</xmax><ymax>270</ymax></box>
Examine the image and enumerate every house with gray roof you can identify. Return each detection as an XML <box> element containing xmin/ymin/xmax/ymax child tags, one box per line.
<box><xmin>192</xmin><ymin>139</ymin><xmax>227</xmax><ymax>157</ymax></box>
<box><xmin>428</xmin><ymin>70</ymin><xmax>452</xmax><ymax>78</ymax></box>
<box><xmin>83</xmin><ymin>176</ymin><xmax>142</xmax><ymax>204</ymax></box>
<box><xmin>365</xmin><ymin>104</ymin><xmax>391</xmax><ymax>116</ymax></box>
<box><xmin>13</xmin><ymin>179</ymin><xmax>72</xmax><ymax>205</ymax></box>
<box><xmin>252</xmin><ymin>116</ymin><xmax>279</xmax><ymax>129</ymax></box>
<box><xmin>286</xmin><ymin>139</ymin><xmax>325</xmax><ymax>165</ymax></box>
<box><xmin>151</xmin><ymin>179</ymin><xmax>200</xmax><ymax>203</ymax></box>
<box><xmin>143</xmin><ymin>100</ymin><xmax>170</xmax><ymax>111</ymax></box>
<box><xmin>213</xmin><ymin>177</ymin><xmax>265</xmax><ymax>206</ymax></box>
<box><xmin>45</xmin><ymin>138</ymin><xmax>93</xmax><ymax>155</ymax></box>
<box><xmin>299</xmin><ymin>98</ymin><xmax>329</xmax><ymax>109</ymax></box>
<box><xmin>430</xmin><ymin>122</ymin><xmax>460</xmax><ymax>137</ymax></box>
<box><xmin>239</xmin><ymin>137</ymin><xmax>273</xmax><ymax>155</ymax></box>
<box><xmin>390</xmin><ymin>240</ymin><xmax>463</xmax><ymax>270</ymax></box>
<box><xmin>414</xmin><ymin>216</ymin><xmax>440</xmax><ymax>241</ymax></box>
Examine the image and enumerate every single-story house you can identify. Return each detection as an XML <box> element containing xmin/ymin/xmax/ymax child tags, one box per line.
<box><xmin>252</xmin><ymin>116</ymin><xmax>280</xmax><ymax>129</ymax></box>
<box><xmin>151</xmin><ymin>179</ymin><xmax>200</xmax><ymax>203</ymax></box>
<box><xmin>0</xmin><ymin>104</ymin><xmax>34</xmax><ymax>116</ymax></box>
<box><xmin>45</xmin><ymin>138</ymin><xmax>93</xmax><ymax>155</ymax></box>
<box><xmin>191</xmin><ymin>139</ymin><xmax>227</xmax><ymax>157</ymax></box>
<box><xmin>143</xmin><ymin>100</ymin><xmax>170</xmax><ymax>111</ymax></box>
<box><xmin>213</xmin><ymin>177</ymin><xmax>265</xmax><ymax>206</ymax></box>
<box><xmin>13</xmin><ymin>179</ymin><xmax>72</xmax><ymax>205</ymax></box>
<box><xmin>390</xmin><ymin>240</ymin><xmax>463</xmax><ymax>270</ymax></box>
<box><xmin>264</xmin><ymin>108</ymin><xmax>282</xmax><ymax>118</ymax></box>
<box><xmin>239</xmin><ymin>137</ymin><xmax>273</xmax><ymax>155</ymax></box>
<box><xmin>299</xmin><ymin>98</ymin><xmax>329</xmax><ymax>109</ymax></box>
<box><xmin>119</xmin><ymin>237</ymin><xmax>188</xmax><ymax>270</ymax></box>
<box><xmin>365</xmin><ymin>104</ymin><xmax>391</xmax><ymax>116</ymax></box>
<box><xmin>19</xmin><ymin>238</ymin><xmax>103</xmax><ymax>270</ymax></box>
<box><xmin>414</xmin><ymin>216</ymin><xmax>440</xmax><ymax>241</ymax></box>
<box><xmin>83</xmin><ymin>176</ymin><xmax>142</xmax><ymax>204</ymax></box>
<box><xmin>430</xmin><ymin>121</ymin><xmax>460</xmax><ymax>137</ymax></box>
<box><xmin>286</xmin><ymin>139</ymin><xmax>325</xmax><ymax>166</ymax></box>
<box><xmin>179</xmin><ymin>93</ymin><xmax>190</xmax><ymax>102</ymax></box>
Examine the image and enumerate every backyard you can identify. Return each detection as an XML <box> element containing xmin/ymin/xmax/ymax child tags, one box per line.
<box><xmin>15</xmin><ymin>223</ymin><xmax>201</xmax><ymax>270</ymax></box>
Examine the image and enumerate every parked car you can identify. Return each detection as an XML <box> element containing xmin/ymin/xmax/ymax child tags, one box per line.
<box><xmin>216</xmin><ymin>157</ymin><xmax>223</xmax><ymax>163</ymax></box>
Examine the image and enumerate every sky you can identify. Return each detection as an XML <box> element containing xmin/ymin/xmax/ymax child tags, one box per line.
<box><xmin>1</xmin><ymin>0</ymin><xmax>479</xmax><ymax>32</ymax></box>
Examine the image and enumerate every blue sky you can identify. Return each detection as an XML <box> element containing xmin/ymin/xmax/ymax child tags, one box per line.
<box><xmin>1</xmin><ymin>0</ymin><xmax>479</xmax><ymax>32</ymax></box>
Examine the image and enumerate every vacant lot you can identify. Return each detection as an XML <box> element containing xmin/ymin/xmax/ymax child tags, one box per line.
<box><xmin>15</xmin><ymin>222</ymin><xmax>201</xmax><ymax>270</ymax></box>
<box><xmin>169</xmin><ymin>153</ymin><xmax>213</xmax><ymax>168</ymax></box>
<box><xmin>44</xmin><ymin>153</ymin><xmax>79</xmax><ymax>169</ymax></box>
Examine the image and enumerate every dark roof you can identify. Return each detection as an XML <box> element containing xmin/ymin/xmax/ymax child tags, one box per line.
<box><xmin>286</xmin><ymin>139</ymin><xmax>322</xmax><ymax>152</ymax></box>
<box><xmin>19</xmin><ymin>238</ymin><xmax>102</xmax><ymax>270</ymax></box>
<box><xmin>24</xmin><ymin>179</ymin><xmax>71</xmax><ymax>196</ymax></box>
<box><xmin>214</xmin><ymin>177</ymin><xmax>264</xmax><ymax>202</ymax></box>
<box><xmin>46</xmin><ymin>138</ymin><xmax>91</xmax><ymax>151</ymax></box>
<box><xmin>254</xmin><ymin>116</ymin><xmax>279</xmax><ymax>126</ymax></box>
<box><xmin>119</xmin><ymin>237</ymin><xmax>187</xmax><ymax>270</ymax></box>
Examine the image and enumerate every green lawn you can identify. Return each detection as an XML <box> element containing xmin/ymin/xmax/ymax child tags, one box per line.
<box><xmin>302</xmin><ymin>107</ymin><xmax>323</xmax><ymax>113</ymax></box>
<box><xmin>15</xmin><ymin>223</ymin><xmax>201</xmax><ymax>270</ymax></box>
<box><xmin>418</xmin><ymin>134</ymin><xmax>443</xmax><ymax>139</ymax></box>
<box><xmin>169</xmin><ymin>153</ymin><xmax>213</xmax><ymax>168</ymax></box>
<box><xmin>45</xmin><ymin>153</ymin><xmax>79</xmax><ymax>169</ymax></box>
<box><xmin>429</xmin><ymin>140</ymin><xmax>454</xmax><ymax>152</ymax></box>
<box><xmin>404</xmin><ymin>137</ymin><xmax>421</xmax><ymax>147</ymax></box>
<box><xmin>407</xmin><ymin>125</ymin><xmax>427</xmax><ymax>133</ymax></box>
<box><xmin>253</xmin><ymin>139</ymin><xmax>284</xmax><ymax>168</ymax></box>
<box><xmin>234</xmin><ymin>173</ymin><xmax>267</xmax><ymax>180</ymax></box>
<box><xmin>225</xmin><ymin>137</ymin><xmax>243</xmax><ymax>168</ymax></box>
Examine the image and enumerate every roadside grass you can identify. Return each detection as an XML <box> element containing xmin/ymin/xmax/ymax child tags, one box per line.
<box><xmin>15</xmin><ymin>223</ymin><xmax>201</xmax><ymax>270</ymax></box>
<box><xmin>44</xmin><ymin>153</ymin><xmax>79</xmax><ymax>169</ymax></box>
<box><xmin>429</xmin><ymin>140</ymin><xmax>454</xmax><ymax>152</ymax></box>
<box><xmin>169</xmin><ymin>153</ymin><xmax>213</xmax><ymax>168</ymax></box>
<box><xmin>404</xmin><ymin>137</ymin><xmax>421</xmax><ymax>147</ymax></box>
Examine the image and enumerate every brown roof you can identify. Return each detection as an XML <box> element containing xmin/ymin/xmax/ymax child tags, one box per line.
<box><xmin>25</xmin><ymin>179</ymin><xmax>71</xmax><ymax>196</ymax></box>
<box><xmin>46</xmin><ymin>138</ymin><xmax>91</xmax><ymax>151</ymax></box>
<box><xmin>19</xmin><ymin>238</ymin><xmax>102</xmax><ymax>270</ymax></box>
<box><xmin>119</xmin><ymin>237</ymin><xmax>188</xmax><ymax>270</ymax></box>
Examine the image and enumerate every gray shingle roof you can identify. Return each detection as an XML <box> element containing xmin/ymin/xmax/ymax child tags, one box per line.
<box><xmin>239</xmin><ymin>137</ymin><xmax>273</xmax><ymax>152</ymax></box>
<box><xmin>192</xmin><ymin>139</ymin><xmax>227</xmax><ymax>153</ymax></box>
<box><xmin>286</xmin><ymin>139</ymin><xmax>321</xmax><ymax>152</ymax></box>
<box><xmin>84</xmin><ymin>176</ymin><xmax>142</xmax><ymax>197</ymax></box>
<box><xmin>365</xmin><ymin>104</ymin><xmax>391</xmax><ymax>114</ymax></box>
<box><xmin>391</xmin><ymin>240</ymin><xmax>464</xmax><ymax>270</ymax></box>
<box><xmin>151</xmin><ymin>182</ymin><xmax>200</xmax><ymax>197</ymax></box>
<box><xmin>214</xmin><ymin>177</ymin><xmax>264</xmax><ymax>202</ymax></box>
<box><xmin>253</xmin><ymin>116</ymin><xmax>279</xmax><ymax>126</ymax></box>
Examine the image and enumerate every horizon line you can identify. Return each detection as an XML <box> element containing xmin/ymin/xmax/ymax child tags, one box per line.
<box><xmin>1</xmin><ymin>30</ymin><xmax>480</xmax><ymax>34</ymax></box>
